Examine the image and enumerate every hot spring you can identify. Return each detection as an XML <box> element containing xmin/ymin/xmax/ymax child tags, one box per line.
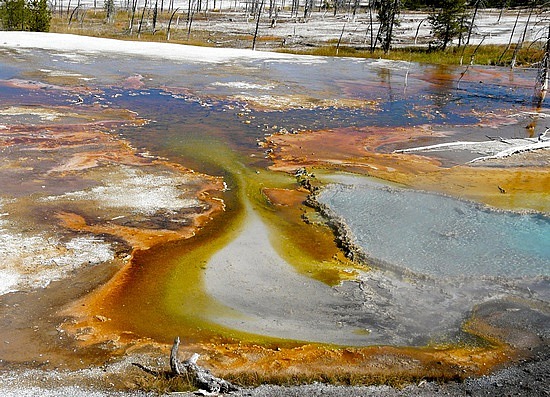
<box><xmin>318</xmin><ymin>179</ymin><xmax>550</xmax><ymax>278</ymax></box>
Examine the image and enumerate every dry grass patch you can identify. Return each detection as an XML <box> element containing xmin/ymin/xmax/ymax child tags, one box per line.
<box><xmin>133</xmin><ymin>370</ymin><xmax>196</xmax><ymax>393</ymax></box>
<box><xmin>281</xmin><ymin>44</ymin><xmax>546</xmax><ymax>66</ymax></box>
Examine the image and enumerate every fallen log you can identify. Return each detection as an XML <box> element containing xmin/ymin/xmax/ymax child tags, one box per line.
<box><xmin>468</xmin><ymin>140</ymin><xmax>550</xmax><ymax>163</ymax></box>
<box><xmin>170</xmin><ymin>336</ymin><xmax>238</xmax><ymax>394</ymax></box>
<box><xmin>393</xmin><ymin>130</ymin><xmax>550</xmax><ymax>164</ymax></box>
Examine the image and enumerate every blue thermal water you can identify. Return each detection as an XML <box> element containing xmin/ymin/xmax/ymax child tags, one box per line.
<box><xmin>318</xmin><ymin>182</ymin><xmax>550</xmax><ymax>278</ymax></box>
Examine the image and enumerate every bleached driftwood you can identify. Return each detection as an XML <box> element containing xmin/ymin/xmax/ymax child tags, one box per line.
<box><xmin>469</xmin><ymin>128</ymin><xmax>550</xmax><ymax>162</ymax></box>
<box><xmin>394</xmin><ymin>128</ymin><xmax>550</xmax><ymax>163</ymax></box>
<box><xmin>469</xmin><ymin>140</ymin><xmax>550</xmax><ymax>163</ymax></box>
<box><xmin>506</xmin><ymin>111</ymin><xmax>550</xmax><ymax>118</ymax></box>
<box><xmin>170</xmin><ymin>336</ymin><xmax>238</xmax><ymax>394</ymax></box>
<box><xmin>394</xmin><ymin>140</ymin><xmax>498</xmax><ymax>153</ymax></box>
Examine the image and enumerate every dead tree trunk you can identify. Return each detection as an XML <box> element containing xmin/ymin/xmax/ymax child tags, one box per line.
<box><xmin>170</xmin><ymin>336</ymin><xmax>182</xmax><ymax>375</ymax></box>
<box><xmin>169</xmin><ymin>336</ymin><xmax>238</xmax><ymax>394</ymax></box>
<box><xmin>535</xmin><ymin>25</ymin><xmax>550</xmax><ymax>106</ymax></box>
<box><xmin>368</xmin><ymin>0</ymin><xmax>375</xmax><ymax>52</ymax></box>
<box><xmin>465</xmin><ymin>0</ymin><xmax>480</xmax><ymax>46</ymax></box>
<box><xmin>498</xmin><ymin>7</ymin><xmax>521</xmax><ymax>64</ymax></box>
<box><xmin>137</xmin><ymin>0</ymin><xmax>148</xmax><ymax>37</ymax></box>
<box><xmin>129</xmin><ymin>0</ymin><xmax>139</xmax><ymax>33</ymax></box>
<box><xmin>510</xmin><ymin>5</ymin><xmax>534</xmax><ymax>69</ymax></box>
<box><xmin>336</xmin><ymin>22</ymin><xmax>346</xmax><ymax>55</ymax></box>
<box><xmin>166</xmin><ymin>7</ymin><xmax>179</xmax><ymax>40</ymax></box>
<box><xmin>252</xmin><ymin>0</ymin><xmax>265</xmax><ymax>50</ymax></box>
<box><xmin>152</xmin><ymin>0</ymin><xmax>158</xmax><ymax>32</ymax></box>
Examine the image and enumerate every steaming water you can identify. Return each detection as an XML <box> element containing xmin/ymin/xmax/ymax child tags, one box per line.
<box><xmin>318</xmin><ymin>180</ymin><xmax>550</xmax><ymax>278</ymax></box>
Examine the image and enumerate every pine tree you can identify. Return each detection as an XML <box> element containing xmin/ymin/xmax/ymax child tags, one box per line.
<box><xmin>0</xmin><ymin>0</ymin><xmax>26</xmax><ymax>30</ymax></box>
<box><xmin>375</xmin><ymin>0</ymin><xmax>401</xmax><ymax>54</ymax></box>
<box><xmin>0</xmin><ymin>0</ymin><xmax>51</xmax><ymax>31</ymax></box>
<box><xmin>26</xmin><ymin>0</ymin><xmax>50</xmax><ymax>31</ymax></box>
<box><xmin>428</xmin><ymin>0</ymin><xmax>468</xmax><ymax>50</ymax></box>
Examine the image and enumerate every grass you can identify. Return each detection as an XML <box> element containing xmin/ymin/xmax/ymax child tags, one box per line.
<box><xmin>133</xmin><ymin>371</ymin><xmax>197</xmax><ymax>393</ymax></box>
<box><xmin>133</xmin><ymin>371</ymin><xmax>434</xmax><ymax>393</ymax></box>
<box><xmin>281</xmin><ymin>43</ymin><xmax>546</xmax><ymax>67</ymax></box>
<box><xmin>49</xmin><ymin>11</ymin><xmax>221</xmax><ymax>46</ymax></box>
<box><xmin>131</xmin><ymin>366</ymin><xmax>464</xmax><ymax>392</ymax></box>
<box><xmin>221</xmin><ymin>371</ymin><xmax>461</xmax><ymax>389</ymax></box>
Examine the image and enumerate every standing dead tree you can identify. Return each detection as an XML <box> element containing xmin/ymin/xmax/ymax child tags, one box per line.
<box><xmin>137</xmin><ymin>0</ymin><xmax>148</xmax><ymax>37</ymax></box>
<box><xmin>535</xmin><ymin>24</ymin><xmax>550</xmax><ymax>105</ymax></box>
<box><xmin>152</xmin><ymin>0</ymin><xmax>158</xmax><ymax>32</ymax></box>
<box><xmin>497</xmin><ymin>6</ymin><xmax>521</xmax><ymax>64</ymax></box>
<box><xmin>252</xmin><ymin>0</ymin><xmax>265</xmax><ymax>50</ymax></box>
<box><xmin>105</xmin><ymin>0</ymin><xmax>115</xmax><ymax>23</ymax></box>
<box><xmin>367</xmin><ymin>0</ymin><xmax>376</xmax><ymax>51</ymax></box>
<box><xmin>336</xmin><ymin>22</ymin><xmax>346</xmax><ymax>55</ymax></box>
<box><xmin>67</xmin><ymin>5</ymin><xmax>82</xmax><ymax>27</ymax></box>
<box><xmin>303</xmin><ymin>0</ymin><xmax>314</xmax><ymax>19</ymax></box>
<box><xmin>166</xmin><ymin>7</ymin><xmax>179</xmax><ymax>40</ymax></box>
<box><xmin>414</xmin><ymin>18</ymin><xmax>427</xmax><ymax>45</ymax></box>
<box><xmin>510</xmin><ymin>1</ymin><xmax>536</xmax><ymax>68</ymax></box>
<box><xmin>129</xmin><ymin>0</ymin><xmax>138</xmax><ymax>33</ymax></box>
<box><xmin>374</xmin><ymin>0</ymin><xmax>401</xmax><ymax>54</ymax></box>
<box><xmin>465</xmin><ymin>0</ymin><xmax>484</xmax><ymax>46</ymax></box>
<box><xmin>187</xmin><ymin>0</ymin><xmax>197</xmax><ymax>39</ymax></box>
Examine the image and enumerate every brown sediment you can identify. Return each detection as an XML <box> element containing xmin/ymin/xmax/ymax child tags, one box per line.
<box><xmin>406</xmin><ymin>166</ymin><xmax>550</xmax><ymax>213</ymax></box>
<box><xmin>266</xmin><ymin>126</ymin><xmax>550</xmax><ymax>212</ymax></box>
<box><xmin>265</xmin><ymin>126</ymin><xmax>443</xmax><ymax>180</ymax></box>
<box><xmin>266</xmin><ymin>125</ymin><xmax>443</xmax><ymax>163</ymax></box>
<box><xmin>262</xmin><ymin>187</ymin><xmax>307</xmax><ymax>207</ymax></box>
<box><xmin>56</xmin><ymin>212</ymin><xmax>192</xmax><ymax>251</ymax></box>
<box><xmin>0</xmin><ymin>105</ymin><xmax>149</xmax><ymax>196</ymax></box>
<box><xmin>54</xmin><ymin>165</ymin><xmax>225</xmax><ymax>251</ymax></box>
<box><xmin>122</xmin><ymin>74</ymin><xmax>145</xmax><ymax>90</ymax></box>
<box><xmin>203</xmin><ymin>340</ymin><xmax>517</xmax><ymax>384</ymax></box>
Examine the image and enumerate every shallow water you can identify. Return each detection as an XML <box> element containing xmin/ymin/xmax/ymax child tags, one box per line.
<box><xmin>318</xmin><ymin>179</ymin><xmax>550</xmax><ymax>278</ymax></box>
<box><xmin>0</xmin><ymin>45</ymin><xmax>548</xmax><ymax>350</ymax></box>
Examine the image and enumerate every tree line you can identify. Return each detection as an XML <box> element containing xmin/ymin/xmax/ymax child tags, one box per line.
<box><xmin>404</xmin><ymin>0</ymin><xmax>540</xmax><ymax>10</ymax></box>
<box><xmin>0</xmin><ymin>0</ymin><xmax>51</xmax><ymax>30</ymax></box>
<box><xmin>0</xmin><ymin>0</ymin><xmax>548</xmax><ymax>55</ymax></box>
